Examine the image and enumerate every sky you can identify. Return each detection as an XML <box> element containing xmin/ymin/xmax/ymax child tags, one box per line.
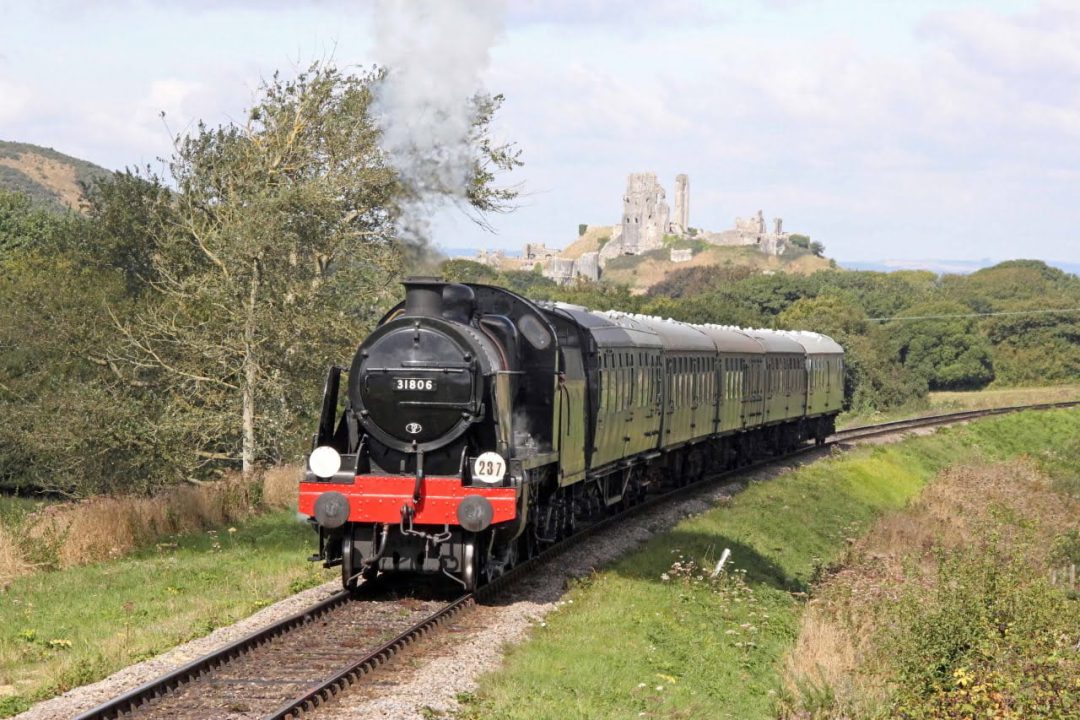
<box><xmin>1</xmin><ymin>0</ymin><xmax>1077</xmax><ymax>265</ymax></box>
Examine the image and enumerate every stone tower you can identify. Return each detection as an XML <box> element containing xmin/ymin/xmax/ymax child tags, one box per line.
<box><xmin>621</xmin><ymin>172</ymin><xmax>670</xmax><ymax>254</ymax></box>
<box><xmin>674</xmin><ymin>173</ymin><xmax>689</xmax><ymax>232</ymax></box>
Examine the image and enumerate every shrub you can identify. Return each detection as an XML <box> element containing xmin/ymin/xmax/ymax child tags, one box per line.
<box><xmin>886</xmin><ymin>546</ymin><xmax>1080</xmax><ymax>719</ymax></box>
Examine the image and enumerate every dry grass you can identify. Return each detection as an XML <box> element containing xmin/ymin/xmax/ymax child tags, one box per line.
<box><xmin>929</xmin><ymin>383</ymin><xmax>1080</xmax><ymax>411</ymax></box>
<box><xmin>0</xmin><ymin>524</ymin><xmax>30</xmax><ymax>587</ymax></box>
<box><xmin>0</xmin><ymin>465</ymin><xmax>301</xmax><ymax>575</ymax></box>
<box><xmin>781</xmin><ymin>459</ymin><xmax>1080</xmax><ymax>717</ymax></box>
<box><xmin>261</xmin><ymin>465</ymin><xmax>301</xmax><ymax>510</ymax></box>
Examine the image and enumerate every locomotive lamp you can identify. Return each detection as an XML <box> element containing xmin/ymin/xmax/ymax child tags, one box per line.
<box><xmin>308</xmin><ymin>446</ymin><xmax>342</xmax><ymax>479</ymax></box>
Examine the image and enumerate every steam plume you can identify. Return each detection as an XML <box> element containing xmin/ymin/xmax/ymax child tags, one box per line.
<box><xmin>372</xmin><ymin>0</ymin><xmax>506</xmax><ymax>254</ymax></box>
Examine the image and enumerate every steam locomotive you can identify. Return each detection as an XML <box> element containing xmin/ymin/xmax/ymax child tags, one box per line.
<box><xmin>299</xmin><ymin>279</ymin><xmax>844</xmax><ymax>590</ymax></box>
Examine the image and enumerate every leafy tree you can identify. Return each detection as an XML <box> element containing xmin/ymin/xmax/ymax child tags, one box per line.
<box><xmin>104</xmin><ymin>63</ymin><xmax>520</xmax><ymax>478</ymax></box>
<box><xmin>441</xmin><ymin>258</ymin><xmax>501</xmax><ymax>284</ymax></box>
<box><xmin>0</xmin><ymin>244</ymin><xmax>164</xmax><ymax>494</ymax></box>
<box><xmin>0</xmin><ymin>190</ymin><xmax>78</xmax><ymax>258</ymax></box>
<box><xmin>888</xmin><ymin>301</ymin><xmax>995</xmax><ymax>390</ymax></box>
<box><xmin>79</xmin><ymin>170</ymin><xmax>175</xmax><ymax>296</ymax></box>
<box><xmin>788</xmin><ymin>233</ymin><xmax>810</xmax><ymax>249</ymax></box>
<box><xmin>777</xmin><ymin>295</ymin><xmax>927</xmax><ymax>410</ymax></box>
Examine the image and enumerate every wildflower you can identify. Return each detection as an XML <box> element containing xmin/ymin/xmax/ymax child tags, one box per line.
<box><xmin>227</xmin><ymin>527</ymin><xmax>237</xmax><ymax>534</ymax></box>
<box><xmin>655</xmin><ymin>685</ymin><xmax>664</xmax><ymax>692</ymax></box>
<box><xmin>660</xmin><ymin>573</ymin><xmax>670</xmax><ymax>582</ymax></box>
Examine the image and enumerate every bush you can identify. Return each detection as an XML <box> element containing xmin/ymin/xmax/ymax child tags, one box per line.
<box><xmin>788</xmin><ymin>233</ymin><xmax>810</xmax><ymax>249</ymax></box>
<box><xmin>886</xmin><ymin>547</ymin><xmax>1080</xmax><ymax>719</ymax></box>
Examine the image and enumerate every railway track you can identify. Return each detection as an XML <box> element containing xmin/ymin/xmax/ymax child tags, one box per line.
<box><xmin>75</xmin><ymin>401</ymin><xmax>1078</xmax><ymax>720</ymax></box>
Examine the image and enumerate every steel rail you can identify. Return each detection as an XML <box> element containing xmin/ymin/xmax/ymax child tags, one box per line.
<box><xmin>75</xmin><ymin>400</ymin><xmax>1079</xmax><ymax>720</ymax></box>
<box><xmin>73</xmin><ymin>591</ymin><xmax>353</xmax><ymax>720</ymax></box>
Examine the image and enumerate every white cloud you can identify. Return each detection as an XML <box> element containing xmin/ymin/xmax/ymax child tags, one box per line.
<box><xmin>0</xmin><ymin>75</ymin><xmax>32</xmax><ymax>125</ymax></box>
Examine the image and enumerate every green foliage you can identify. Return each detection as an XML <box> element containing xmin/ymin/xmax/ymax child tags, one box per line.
<box><xmin>886</xmin><ymin>547</ymin><xmax>1079</xmax><ymax>719</ymax></box>
<box><xmin>808</xmin><ymin>240</ymin><xmax>825</xmax><ymax>257</ymax></box>
<box><xmin>778</xmin><ymin>295</ymin><xmax>928</xmax><ymax>410</ymax></box>
<box><xmin>0</xmin><ymin>190</ymin><xmax>79</xmax><ymax>258</ymax></box>
<box><xmin>889</xmin><ymin>301</ymin><xmax>995</xmax><ymax>390</ymax></box>
<box><xmin>0</xmin><ymin>244</ymin><xmax>166</xmax><ymax>494</ymax></box>
<box><xmin>1038</xmin><ymin>433</ymin><xmax>1080</xmax><ymax>497</ymax></box>
<box><xmin>646</xmin><ymin>264</ymin><xmax>757</xmax><ymax>299</ymax></box>
<box><xmin>637</xmin><ymin>261</ymin><xmax>1077</xmax><ymax>410</ymax></box>
<box><xmin>788</xmin><ymin>233</ymin><xmax>810</xmax><ymax>249</ymax></box>
<box><xmin>577</xmin><ymin>223</ymin><xmax>587</xmax><ymax>236</ymax></box>
<box><xmin>440</xmin><ymin>258</ymin><xmax>503</xmax><ymax>285</ymax></box>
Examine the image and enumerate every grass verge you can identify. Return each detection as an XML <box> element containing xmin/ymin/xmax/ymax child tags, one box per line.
<box><xmin>779</xmin><ymin>458</ymin><xmax>1080</xmax><ymax>718</ymax></box>
<box><xmin>0</xmin><ymin>509</ymin><xmax>330</xmax><ymax>717</ymax></box>
<box><xmin>0</xmin><ymin>466</ymin><xmax>299</xmax><ymax>585</ymax></box>
<box><xmin>456</xmin><ymin>407</ymin><xmax>1080</xmax><ymax>720</ymax></box>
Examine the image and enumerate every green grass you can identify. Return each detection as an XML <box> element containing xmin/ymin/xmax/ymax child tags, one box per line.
<box><xmin>0</xmin><ymin>511</ymin><xmax>330</xmax><ymax>717</ymax></box>
<box><xmin>0</xmin><ymin>495</ymin><xmax>55</xmax><ymax>529</ymax></box>
<box><xmin>458</xmin><ymin>408</ymin><xmax>1080</xmax><ymax>720</ymax></box>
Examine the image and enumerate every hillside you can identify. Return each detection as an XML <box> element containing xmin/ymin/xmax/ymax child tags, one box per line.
<box><xmin>0</xmin><ymin>140</ymin><xmax>112</xmax><ymax>212</ymax></box>
<box><xmin>604</xmin><ymin>242</ymin><xmax>833</xmax><ymax>293</ymax></box>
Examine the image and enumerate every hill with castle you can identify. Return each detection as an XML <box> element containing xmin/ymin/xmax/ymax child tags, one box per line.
<box><xmin>471</xmin><ymin>172</ymin><xmax>832</xmax><ymax>292</ymax></box>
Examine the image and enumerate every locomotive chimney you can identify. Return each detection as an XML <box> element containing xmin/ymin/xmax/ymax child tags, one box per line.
<box><xmin>402</xmin><ymin>277</ymin><xmax>445</xmax><ymax>317</ymax></box>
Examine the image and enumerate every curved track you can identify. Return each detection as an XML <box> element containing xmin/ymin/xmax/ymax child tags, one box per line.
<box><xmin>75</xmin><ymin>401</ymin><xmax>1078</xmax><ymax>720</ymax></box>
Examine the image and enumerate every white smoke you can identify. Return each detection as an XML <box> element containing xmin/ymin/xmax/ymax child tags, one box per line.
<box><xmin>372</xmin><ymin>0</ymin><xmax>506</xmax><ymax>248</ymax></box>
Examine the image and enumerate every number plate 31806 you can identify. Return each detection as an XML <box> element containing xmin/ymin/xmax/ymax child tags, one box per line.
<box><xmin>394</xmin><ymin>378</ymin><xmax>436</xmax><ymax>392</ymax></box>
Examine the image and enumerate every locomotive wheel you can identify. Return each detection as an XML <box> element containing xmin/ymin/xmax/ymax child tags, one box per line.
<box><xmin>462</xmin><ymin>537</ymin><xmax>479</xmax><ymax>591</ymax></box>
<box><xmin>342</xmin><ymin>532</ymin><xmax>359</xmax><ymax>591</ymax></box>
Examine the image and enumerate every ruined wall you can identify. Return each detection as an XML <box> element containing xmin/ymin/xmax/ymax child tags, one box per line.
<box><xmin>701</xmin><ymin>209</ymin><xmax>789</xmax><ymax>256</ymax></box>
<box><xmin>673</xmin><ymin>173</ymin><xmax>689</xmax><ymax>233</ymax></box>
<box><xmin>620</xmin><ymin>172</ymin><xmax>669</xmax><ymax>254</ymax></box>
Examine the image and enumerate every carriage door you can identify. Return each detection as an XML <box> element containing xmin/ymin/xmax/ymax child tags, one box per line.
<box><xmin>554</xmin><ymin>325</ymin><xmax>588</xmax><ymax>486</ymax></box>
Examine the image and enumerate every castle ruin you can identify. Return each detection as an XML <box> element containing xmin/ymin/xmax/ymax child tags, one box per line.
<box><xmin>474</xmin><ymin>171</ymin><xmax>801</xmax><ymax>284</ymax></box>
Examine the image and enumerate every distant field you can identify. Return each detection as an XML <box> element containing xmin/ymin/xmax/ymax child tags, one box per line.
<box><xmin>839</xmin><ymin>384</ymin><xmax>1080</xmax><ymax>429</ymax></box>
<box><xmin>929</xmin><ymin>383</ymin><xmax>1080</xmax><ymax>409</ymax></box>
